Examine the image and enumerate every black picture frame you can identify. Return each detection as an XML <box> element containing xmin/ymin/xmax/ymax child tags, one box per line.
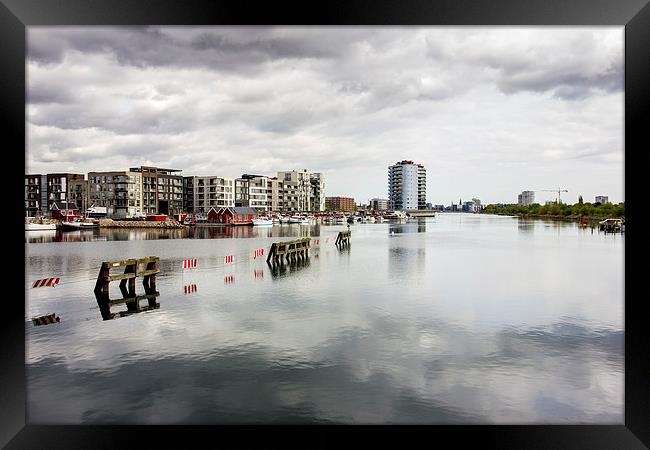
<box><xmin>3</xmin><ymin>0</ymin><xmax>648</xmax><ymax>447</ymax></box>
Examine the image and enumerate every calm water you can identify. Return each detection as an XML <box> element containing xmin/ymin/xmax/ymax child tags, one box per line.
<box><xmin>25</xmin><ymin>213</ymin><xmax>624</xmax><ymax>424</ymax></box>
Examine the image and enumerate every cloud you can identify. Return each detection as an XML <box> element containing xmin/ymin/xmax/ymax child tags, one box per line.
<box><xmin>26</xmin><ymin>27</ymin><xmax>624</xmax><ymax>204</ymax></box>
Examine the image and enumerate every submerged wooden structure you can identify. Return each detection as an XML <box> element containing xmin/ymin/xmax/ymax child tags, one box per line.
<box><xmin>266</xmin><ymin>237</ymin><xmax>311</xmax><ymax>265</ymax></box>
<box><xmin>94</xmin><ymin>256</ymin><xmax>161</xmax><ymax>320</ymax></box>
<box><xmin>335</xmin><ymin>230</ymin><xmax>351</xmax><ymax>246</ymax></box>
<box><xmin>94</xmin><ymin>256</ymin><xmax>160</xmax><ymax>296</ymax></box>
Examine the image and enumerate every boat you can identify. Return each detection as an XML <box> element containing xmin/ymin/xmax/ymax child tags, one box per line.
<box><xmin>288</xmin><ymin>215</ymin><xmax>311</xmax><ymax>224</ymax></box>
<box><xmin>252</xmin><ymin>217</ymin><xmax>273</xmax><ymax>226</ymax></box>
<box><xmin>60</xmin><ymin>217</ymin><xmax>98</xmax><ymax>231</ymax></box>
<box><xmin>384</xmin><ymin>211</ymin><xmax>408</xmax><ymax>220</ymax></box>
<box><xmin>25</xmin><ymin>219</ymin><xmax>57</xmax><ymax>231</ymax></box>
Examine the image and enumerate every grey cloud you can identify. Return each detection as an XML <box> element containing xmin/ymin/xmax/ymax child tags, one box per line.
<box><xmin>28</xmin><ymin>83</ymin><xmax>77</xmax><ymax>104</ymax></box>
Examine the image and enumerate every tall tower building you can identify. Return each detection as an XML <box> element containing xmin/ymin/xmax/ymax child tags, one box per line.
<box><xmin>388</xmin><ymin>160</ymin><xmax>426</xmax><ymax>210</ymax></box>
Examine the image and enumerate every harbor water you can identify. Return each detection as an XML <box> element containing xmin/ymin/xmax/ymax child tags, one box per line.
<box><xmin>25</xmin><ymin>213</ymin><xmax>624</xmax><ymax>424</ymax></box>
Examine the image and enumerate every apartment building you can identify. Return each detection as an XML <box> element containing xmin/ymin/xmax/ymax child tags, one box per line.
<box><xmin>267</xmin><ymin>177</ymin><xmax>284</xmax><ymax>212</ymax></box>
<box><xmin>184</xmin><ymin>175</ymin><xmax>234</xmax><ymax>213</ymax></box>
<box><xmin>87</xmin><ymin>170</ymin><xmax>143</xmax><ymax>218</ymax></box>
<box><xmin>277</xmin><ymin>169</ymin><xmax>325</xmax><ymax>212</ymax></box>
<box><xmin>309</xmin><ymin>172</ymin><xmax>325</xmax><ymax>212</ymax></box>
<box><xmin>235</xmin><ymin>174</ymin><xmax>269</xmax><ymax>211</ymax></box>
<box><xmin>388</xmin><ymin>160</ymin><xmax>426</xmax><ymax>210</ymax></box>
<box><xmin>325</xmin><ymin>196</ymin><xmax>355</xmax><ymax>211</ymax></box>
<box><xmin>595</xmin><ymin>195</ymin><xmax>609</xmax><ymax>204</ymax></box>
<box><xmin>24</xmin><ymin>173</ymin><xmax>86</xmax><ymax>216</ymax></box>
<box><xmin>370</xmin><ymin>198</ymin><xmax>390</xmax><ymax>211</ymax></box>
<box><xmin>518</xmin><ymin>190</ymin><xmax>535</xmax><ymax>206</ymax></box>
<box><xmin>129</xmin><ymin>166</ymin><xmax>183</xmax><ymax>215</ymax></box>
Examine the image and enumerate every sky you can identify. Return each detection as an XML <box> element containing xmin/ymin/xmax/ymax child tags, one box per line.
<box><xmin>26</xmin><ymin>26</ymin><xmax>624</xmax><ymax>205</ymax></box>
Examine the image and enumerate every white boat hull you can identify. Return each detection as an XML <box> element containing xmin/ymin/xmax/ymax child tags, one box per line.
<box><xmin>26</xmin><ymin>223</ymin><xmax>57</xmax><ymax>231</ymax></box>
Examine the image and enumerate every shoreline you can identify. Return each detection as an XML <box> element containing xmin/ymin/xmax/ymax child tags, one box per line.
<box><xmin>98</xmin><ymin>218</ymin><xmax>185</xmax><ymax>229</ymax></box>
<box><xmin>481</xmin><ymin>212</ymin><xmax>623</xmax><ymax>223</ymax></box>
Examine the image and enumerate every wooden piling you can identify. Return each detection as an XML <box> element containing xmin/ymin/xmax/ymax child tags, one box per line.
<box><xmin>335</xmin><ymin>230</ymin><xmax>351</xmax><ymax>247</ymax></box>
<box><xmin>94</xmin><ymin>256</ymin><xmax>160</xmax><ymax>297</ymax></box>
<box><xmin>266</xmin><ymin>237</ymin><xmax>311</xmax><ymax>267</ymax></box>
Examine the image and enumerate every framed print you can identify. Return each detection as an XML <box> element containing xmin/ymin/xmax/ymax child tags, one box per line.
<box><xmin>2</xmin><ymin>0</ymin><xmax>648</xmax><ymax>447</ymax></box>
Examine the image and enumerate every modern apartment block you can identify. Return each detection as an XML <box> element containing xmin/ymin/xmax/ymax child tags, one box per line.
<box><xmin>184</xmin><ymin>175</ymin><xmax>234</xmax><ymax>213</ymax></box>
<box><xmin>129</xmin><ymin>166</ymin><xmax>183</xmax><ymax>215</ymax></box>
<box><xmin>87</xmin><ymin>170</ymin><xmax>144</xmax><ymax>218</ymax></box>
<box><xmin>370</xmin><ymin>198</ymin><xmax>390</xmax><ymax>211</ymax></box>
<box><xmin>309</xmin><ymin>172</ymin><xmax>325</xmax><ymax>212</ymax></box>
<box><xmin>518</xmin><ymin>190</ymin><xmax>535</xmax><ymax>206</ymax></box>
<box><xmin>595</xmin><ymin>195</ymin><xmax>609</xmax><ymax>204</ymax></box>
<box><xmin>325</xmin><ymin>196</ymin><xmax>355</xmax><ymax>211</ymax></box>
<box><xmin>25</xmin><ymin>173</ymin><xmax>86</xmax><ymax>216</ymax></box>
<box><xmin>277</xmin><ymin>169</ymin><xmax>325</xmax><ymax>212</ymax></box>
<box><xmin>267</xmin><ymin>177</ymin><xmax>285</xmax><ymax>212</ymax></box>
<box><xmin>235</xmin><ymin>174</ymin><xmax>269</xmax><ymax>211</ymax></box>
<box><xmin>388</xmin><ymin>160</ymin><xmax>426</xmax><ymax>210</ymax></box>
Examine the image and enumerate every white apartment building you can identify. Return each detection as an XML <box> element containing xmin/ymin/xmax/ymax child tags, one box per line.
<box><xmin>235</xmin><ymin>175</ymin><xmax>269</xmax><ymax>211</ymax></box>
<box><xmin>518</xmin><ymin>190</ymin><xmax>535</xmax><ymax>206</ymax></box>
<box><xmin>277</xmin><ymin>169</ymin><xmax>325</xmax><ymax>212</ymax></box>
<box><xmin>388</xmin><ymin>160</ymin><xmax>426</xmax><ymax>210</ymax></box>
<box><xmin>184</xmin><ymin>176</ymin><xmax>234</xmax><ymax>213</ymax></box>
<box><xmin>595</xmin><ymin>195</ymin><xmax>609</xmax><ymax>204</ymax></box>
<box><xmin>370</xmin><ymin>198</ymin><xmax>390</xmax><ymax>211</ymax></box>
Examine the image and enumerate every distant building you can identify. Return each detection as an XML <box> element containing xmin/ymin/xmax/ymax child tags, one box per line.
<box><xmin>25</xmin><ymin>173</ymin><xmax>86</xmax><ymax>217</ymax></box>
<box><xmin>267</xmin><ymin>177</ymin><xmax>285</xmax><ymax>212</ymax></box>
<box><xmin>370</xmin><ymin>198</ymin><xmax>390</xmax><ymax>211</ymax></box>
<box><xmin>277</xmin><ymin>169</ymin><xmax>324</xmax><ymax>212</ymax></box>
<box><xmin>184</xmin><ymin>175</ymin><xmax>234</xmax><ymax>213</ymax></box>
<box><xmin>388</xmin><ymin>160</ymin><xmax>426</xmax><ymax>210</ymax></box>
<box><xmin>518</xmin><ymin>190</ymin><xmax>535</xmax><ymax>206</ymax></box>
<box><xmin>325</xmin><ymin>196</ymin><xmax>355</xmax><ymax>211</ymax></box>
<box><xmin>595</xmin><ymin>195</ymin><xmax>609</xmax><ymax>204</ymax></box>
<box><xmin>434</xmin><ymin>204</ymin><xmax>445</xmax><ymax>211</ymax></box>
<box><xmin>129</xmin><ymin>166</ymin><xmax>183</xmax><ymax>215</ymax></box>
<box><xmin>545</xmin><ymin>200</ymin><xmax>556</xmax><ymax>206</ymax></box>
<box><xmin>235</xmin><ymin>174</ymin><xmax>269</xmax><ymax>211</ymax></box>
<box><xmin>88</xmin><ymin>170</ymin><xmax>144</xmax><ymax>218</ymax></box>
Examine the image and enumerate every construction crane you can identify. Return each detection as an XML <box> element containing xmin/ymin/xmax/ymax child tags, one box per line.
<box><xmin>541</xmin><ymin>187</ymin><xmax>569</xmax><ymax>204</ymax></box>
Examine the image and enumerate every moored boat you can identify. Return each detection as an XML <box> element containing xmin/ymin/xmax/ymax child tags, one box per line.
<box><xmin>252</xmin><ymin>217</ymin><xmax>273</xmax><ymax>226</ymax></box>
<box><xmin>25</xmin><ymin>217</ymin><xmax>57</xmax><ymax>231</ymax></box>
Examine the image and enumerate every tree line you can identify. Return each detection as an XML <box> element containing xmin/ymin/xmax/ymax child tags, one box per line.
<box><xmin>481</xmin><ymin>201</ymin><xmax>624</xmax><ymax>218</ymax></box>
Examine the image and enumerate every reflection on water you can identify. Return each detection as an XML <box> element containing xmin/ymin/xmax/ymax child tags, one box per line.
<box><xmin>25</xmin><ymin>224</ymin><xmax>324</xmax><ymax>243</ymax></box>
<box><xmin>388</xmin><ymin>219</ymin><xmax>426</xmax><ymax>234</ymax></box>
<box><xmin>25</xmin><ymin>213</ymin><xmax>623</xmax><ymax>424</ymax></box>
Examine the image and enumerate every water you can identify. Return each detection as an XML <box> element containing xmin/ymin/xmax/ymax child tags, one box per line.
<box><xmin>25</xmin><ymin>214</ymin><xmax>624</xmax><ymax>424</ymax></box>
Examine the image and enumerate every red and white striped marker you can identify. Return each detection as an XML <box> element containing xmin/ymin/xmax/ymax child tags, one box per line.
<box><xmin>253</xmin><ymin>248</ymin><xmax>264</xmax><ymax>259</ymax></box>
<box><xmin>224</xmin><ymin>255</ymin><xmax>234</xmax><ymax>264</ymax></box>
<box><xmin>313</xmin><ymin>239</ymin><xmax>319</xmax><ymax>246</ymax></box>
<box><xmin>183</xmin><ymin>284</ymin><xmax>197</xmax><ymax>294</ymax></box>
<box><xmin>254</xmin><ymin>270</ymin><xmax>263</xmax><ymax>279</ymax></box>
<box><xmin>182</xmin><ymin>259</ymin><xmax>197</xmax><ymax>269</ymax></box>
<box><xmin>224</xmin><ymin>275</ymin><xmax>234</xmax><ymax>284</ymax></box>
<box><xmin>31</xmin><ymin>313</ymin><xmax>60</xmax><ymax>326</ymax></box>
<box><xmin>32</xmin><ymin>278</ymin><xmax>60</xmax><ymax>288</ymax></box>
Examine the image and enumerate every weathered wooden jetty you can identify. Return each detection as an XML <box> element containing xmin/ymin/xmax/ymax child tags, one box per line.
<box><xmin>335</xmin><ymin>230</ymin><xmax>351</xmax><ymax>246</ymax></box>
<box><xmin>266</xmin><ymin>237</ymin><xmax>311</xmax><ymax>265</ymax></box>
<box><xmin>94</xmin><ymin>256</ymin><xmax>160</xmax><ymax>296</ymax></box>
<box><xmin>93</xmin><ymin>256</ymin><xmax>161</xmax><ymax>320</ymax></box>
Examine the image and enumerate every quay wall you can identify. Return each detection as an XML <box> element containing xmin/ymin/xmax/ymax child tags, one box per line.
<box><xmin>98</xmin><ymin>218</ymin><xmax>185</xmax><ymax>229</ymax></box>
